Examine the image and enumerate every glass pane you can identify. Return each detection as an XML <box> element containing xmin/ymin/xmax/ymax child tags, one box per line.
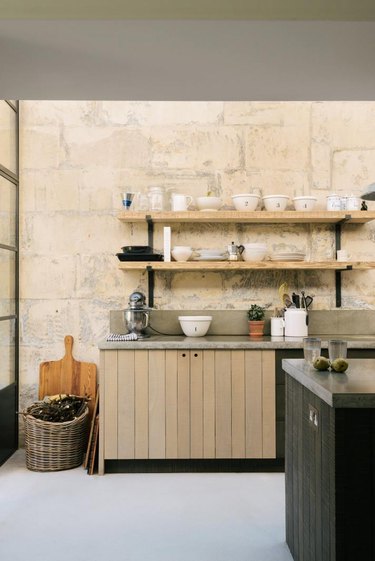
<box><xmin>0</xmin><ymin>100</ymin><xmax>17</xmax><ymax>174</ymax></box>
<box><xmin>0</xmin><ymin>176</ymin><xmax>16</xmax><ymax>247</ymax></box>
<box><xmin>0</xmin><ymin>319</ymin><xmax>15</xmax><ymax>389</ymax></box>
<box><xmin>0</xmin><ymin>249</ymin><xmax>15</xmax><ymax>316</ymax></box>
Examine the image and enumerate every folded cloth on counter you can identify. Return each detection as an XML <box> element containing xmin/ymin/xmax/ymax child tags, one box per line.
<box><xmin>106</xmin><ymin>333</ymin><xmax>138</xmax><ymax>342</ymax></box>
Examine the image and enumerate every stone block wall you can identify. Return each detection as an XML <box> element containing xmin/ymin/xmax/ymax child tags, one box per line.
<box><xmin>19</xmin><ymin>101</ymin><xmax>375</xmax><ymax>409</ymax></box>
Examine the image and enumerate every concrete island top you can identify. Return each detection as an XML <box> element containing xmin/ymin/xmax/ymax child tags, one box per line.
<box><xmin>282</xmin><ymin>358</ymin><xmax>375</xmax><ymax>408</ymax></box>
<box><xmin>98</xmin><ymin>334</ymin><xmax>375</xmax><ymax>351</ymax></box>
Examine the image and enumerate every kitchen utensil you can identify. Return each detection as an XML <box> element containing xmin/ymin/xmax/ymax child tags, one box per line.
<box><xmin>171</xmin><ymin>193</ymin><xmax>193</xmax><ymax>211</ymax></box>
<box><xmin>231</xmin><ymin>194</ymin><xmax>260</xmax><ymax>211</ymax></box>
<box><xmin>171</xmin><ymin>246</ymin><xmax>193</xmax><ymax>262</ymax></box>
<box><xmin>196</xmin><ymin>196</ymin><xmax>222</xmax><ymax>211</ymax></box>
<box><xmin>147</xmin><ymin>185</ymin><xmax>165</xmax><ymax>211</ymax></box>
<box><xmin>227</xmin><ymin>242</ymin><xmax>245</xmax><ymax>261</ymax></box>
<box><xmin>328</xmin><ymin>339</ymin><xmax>347</xmax><ymax>362</ymax></box>
<box><xmin>283</xmin><ymin>294</ymin><xmax>294</xmax><ymax>308</ymax></box>
<box><xmin>39</xmin><ymin>335</ymin><xmax>97</xmax><ymax>419</ymax></box>
<box><xmin>124</xmin><ymin>291</ymin><xmax>150</xmax><ymax>338</ymax></box>
<box><xmin>262</xmin><ymin>195</ymin><xmax>289</xmax><ymax>211</ymax></box>
<box><xmin>326</xmin><ymin>194</ymin><xmax>341</xmax><ymax>211</ymax></box>
<box><xmin>303</xmin><ymin>337</ymin><xmax>321</xmax><ymax>365</ymax></box>
<box><xmin>301</xmin><ymin>291</ymin><xmax>313</xmax><ymax>310</ymax></box>
<box><xmin>122</xmin><ymin>245</ymin><xmax>153</xmax><ymax>253</ymax></box>
<box><xmin>279</xmin><ymin>282</ymin><xmax>289</xmax><ymax>304</ymax></box>
<box><xmin>292</xmin><ymin>196</ymin><xmax>317</xmax><ymax>211</ymax></box>
<box><xmin>271</xmin><ymin>317</ymin><xmax>284</xmax><ymax>336</ymax></box>
<box><xmin>178</xmin><ymin>316</ymin><xmax>212</xmax><ymax>337</ymax></box>
<box><xmin>292</xmin><ymin>293</ymin><xmax>300</xmax><ymax>308</ymax></box>
<box><xmin>284</xmin><ymin>308</ymin><xmax>308</xmax><ymax>337</ymax></box>
<box><xmin>117</xmin><ymin>253</ymin><xmax>163</xmax><ymax>261</ymax></box>
<box><xmin>121</xmin><ymin>191</ymin><xmax>137</xmax><ymax>210</ymax></box>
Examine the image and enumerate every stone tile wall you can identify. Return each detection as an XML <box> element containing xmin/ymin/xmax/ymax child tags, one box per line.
<box><xmin>19</xmin><ymin>101</ymin><xmax>375</xmax><ymax>410</ymax></box>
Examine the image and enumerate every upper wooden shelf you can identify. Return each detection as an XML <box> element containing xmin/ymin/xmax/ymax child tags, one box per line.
<box><xmin>118</xmin><ymin>261</ymin><xmax>375</xmax><ymax>271</ymax></box>
<box><xmin>117</xmin><ymin>210</ymin><xmax>375</xmax><ymax>224</ymax></box>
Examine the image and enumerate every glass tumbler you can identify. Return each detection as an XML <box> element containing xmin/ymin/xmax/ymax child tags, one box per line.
<box><xmin>328</xmin><ymin>340</ymin><xmax>347</xmax><ymax>362</ymax></box>
<box><xmin>303</xmin><ymin>337</ymin><xmax>321</xmax><ymax>365</ymax></box>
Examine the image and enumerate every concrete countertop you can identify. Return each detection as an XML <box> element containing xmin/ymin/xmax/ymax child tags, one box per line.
<box><xmin>98</xmin><ymin>334</ymin><xmax>375</xmax><ymax>350</ymax></box>
<box><xmin>282</xmin><ymin>358</ymin><xmax>375</xmax><ymax>408</ymax></box>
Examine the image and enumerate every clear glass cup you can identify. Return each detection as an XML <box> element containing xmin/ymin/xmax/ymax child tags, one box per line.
<box><xmin>303</xmin><ymin>337</ymin><xmax>321</xmax><ymax>365</ymax></box>
<box><xmin>328</xmin><ymin>340</ymin><xmax>347</xmax><ymax>362</ymax></box>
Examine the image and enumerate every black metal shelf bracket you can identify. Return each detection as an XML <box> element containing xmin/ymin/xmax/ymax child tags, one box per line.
<box><xmin>146</xmin><ymin>215</ymin><xmax>154</xmax><ymax>248</ymax></box>
<box><xmin>334</xmin><ymin>215</ymin><xmax>352</xmax><ymax>308</ymax></box>
<box><xmin>146</xmin><ymin>214</ymin><xmax>155</xmax><ymax>307</ymax></box>
<box><xmin>146</xmin><ymin>266</ymin><xmax>155</xmax><ymax>308</ymax></box>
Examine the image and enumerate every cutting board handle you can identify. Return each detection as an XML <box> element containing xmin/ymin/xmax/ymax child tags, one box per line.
<box><xmin>64</xmin><ymin>335</ymin><xmax>74</xmax><ymax>359</ymax></box>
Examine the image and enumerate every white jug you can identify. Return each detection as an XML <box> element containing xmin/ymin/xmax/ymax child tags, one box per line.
<box><xmin>171</xmin><ymin>193</ymin><xmax>193</xmax><ymax>211</ymax></box>
<box><xmin>284</xmin><ymin>308</ymin><xmax>308</xmax><ymax>338</ymax></box>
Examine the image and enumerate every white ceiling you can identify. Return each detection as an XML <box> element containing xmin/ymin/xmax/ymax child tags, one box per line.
<box><xmin>1</xmin><ymin>20</ymin><xmax>375</xmax><ymax>100</ymax></box>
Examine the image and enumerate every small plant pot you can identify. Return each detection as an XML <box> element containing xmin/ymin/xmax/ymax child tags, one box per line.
<box><xmin>248</xmin><ymin>320</ymin><xmax>265</xmax><ymax>337</ymax></box>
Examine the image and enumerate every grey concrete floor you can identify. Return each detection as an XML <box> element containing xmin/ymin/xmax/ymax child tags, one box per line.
<box><xmin>0</xmin><ymin>451</ymin><xmax>292</xmax><ymax>561</ymax></box>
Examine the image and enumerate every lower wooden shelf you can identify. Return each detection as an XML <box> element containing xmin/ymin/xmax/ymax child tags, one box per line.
<box><xmin>118</xmin><ymin>260</ymin><xmax>375</xmax><ymax>271</ymax></box>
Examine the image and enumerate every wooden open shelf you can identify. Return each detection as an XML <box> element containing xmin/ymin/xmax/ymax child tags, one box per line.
<box><xmin>118</xmin><ymin>260</ymin><xmax>375</xmax><ymax>271</ymax></box>
<box><xmin>117</xmin><ymin>210</ymin><xmax>375</xmax><ymax>224</ymax></box>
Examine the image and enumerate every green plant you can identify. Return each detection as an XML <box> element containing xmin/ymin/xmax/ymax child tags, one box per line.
<box><xmin>247</xmin><ymin>304</ymin><xmax>265</xmax><ymax>321</ymax></box>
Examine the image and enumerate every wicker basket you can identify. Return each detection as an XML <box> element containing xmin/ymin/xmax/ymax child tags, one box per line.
<box><xmin>23</xmin><ymin>405</ymin><xmax>89</xmax><ymax>472</ymax></box>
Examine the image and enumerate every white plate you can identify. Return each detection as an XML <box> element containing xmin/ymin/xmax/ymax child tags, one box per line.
<box><xmin>270</xmin><ymin>256</ymin><xmax>305</xmax><ymax>261</ymax></box>
<box><xmin>193</xmin><ymin>256</ymin><xmax>228</xmax><ymax>261</ymax></box>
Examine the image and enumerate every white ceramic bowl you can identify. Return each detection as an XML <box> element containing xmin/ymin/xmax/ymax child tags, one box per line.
<box><xmin>178</xmin><ymin>316</ymin><xmax>213</xmax><ymax>337</ymax></box>
<box><xmin>243</xmin><ymin>249</ymin><xmax>267</xmax><ymax>261</ymax></box>
<box><xmin>196</xmin><ymin>196</ymin><xmax>222</xmax><ymax>211</ymax></box>
<box><xmin>171</xmin><ymin>246</ymin><xmax>193</xmax><ymax>262</ymax></box>
<box><xmin>262</xmin><ymin>195</ymin><xmax>289</xmax><ymax>212</ymax></box>
<box><xmin>198</xmin><ymin>248</ymin><xmax>225</xmax><ymax>256</ymax></box>
<box><xmin>232</xmin><ymin>194</ymin><xmax>260</xmax><ymax>211</ymax></box>
<box><xmin>292</xmin><ymin>196</ymin><xmax>317</xmax><ymax>212</ymax></box>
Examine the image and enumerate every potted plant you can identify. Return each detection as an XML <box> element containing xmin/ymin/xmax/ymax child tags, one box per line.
<box><xmin>247</xmin><ymin>304</ymin><xmax>266</xmax><ymax>337</ymax></box>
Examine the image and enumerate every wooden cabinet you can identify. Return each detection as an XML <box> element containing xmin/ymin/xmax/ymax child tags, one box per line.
<box><xmin>99</xmin><ymin>348</ymin><xmax>276</xmax><ymax>473</ymax></box>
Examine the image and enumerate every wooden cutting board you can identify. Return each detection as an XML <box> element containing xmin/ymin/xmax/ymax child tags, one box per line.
<box><xmin>39</xmin><ymin>335</ymin><xmax>97</xmax><ymax>418</ymax></box>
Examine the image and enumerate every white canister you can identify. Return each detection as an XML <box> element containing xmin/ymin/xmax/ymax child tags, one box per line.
<box><xmin>284</xmin><ymin>308</ymin><xmax>308</xmax><ymax>338</ymax></box>
<box><xmin>346</xmin><ymin>195</ymin><xmax>361</xmax><ymax>211</ymax></box>
<box><xmin>271</xmin><ymin>317</ymin><xmax>284</xmax><ymax>337</ymax></box>
<box><xmin>326</xmin><ymin>194</ymin><xmax>341</xmax><ymax>211</ymax></box>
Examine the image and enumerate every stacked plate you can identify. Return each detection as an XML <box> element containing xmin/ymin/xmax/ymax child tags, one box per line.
<box><xmin>270</xmin><ymin>252</ymin><xmax>306</xmax><ymax>261</ymax></box>
<box><xmin>193</xmin><ymin>248</ymin><xmax>228</xmax><ymax>261</ymax></box>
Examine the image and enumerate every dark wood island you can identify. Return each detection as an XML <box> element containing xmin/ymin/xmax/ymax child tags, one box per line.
<box><xmin>282</xmin><ymin>358</ymin><xmax>375</xmax><ymax>561</ymax></box>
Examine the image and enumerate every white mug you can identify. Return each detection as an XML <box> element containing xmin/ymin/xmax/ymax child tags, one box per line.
<box><xmin>337</xmin><ymin>249</ymin><xmax>351</xmax><ymax>262</ymax></box>
<box><xmin>271</xmin><ymin>317</ymin><xmax>284</xmax><ymax>337</ymax></box>
<box><xmin>171</xmin><ymin>194</ymin><xmax>193</xmax><ymax>211</ymax></box>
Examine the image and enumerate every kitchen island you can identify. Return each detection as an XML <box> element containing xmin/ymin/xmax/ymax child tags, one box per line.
<box><xmin>282</xmin><ymin>358</ymin><xmax>375</xmax><ymax>561</ymax></box>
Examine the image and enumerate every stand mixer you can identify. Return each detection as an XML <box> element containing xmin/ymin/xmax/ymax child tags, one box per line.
<box><xmin>124</xmin><ymin>291</ymin><xmax>150</xmax><ymax>339</ymax></box>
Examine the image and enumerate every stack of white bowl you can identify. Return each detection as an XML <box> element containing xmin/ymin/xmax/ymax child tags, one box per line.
<box><xmin>242</xmin><ymin>243</ymin><xmax>268</xmax><ymax>261</ymax></box>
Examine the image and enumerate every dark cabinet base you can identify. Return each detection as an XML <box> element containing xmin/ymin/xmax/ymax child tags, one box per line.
<box><xmin>285</xmin><ymin>375</ymin><xmax>375</xmax><ymax>561</ymax></box>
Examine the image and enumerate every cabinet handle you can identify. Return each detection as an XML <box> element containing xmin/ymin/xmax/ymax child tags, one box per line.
<box><xmin>194</xmin><ymin>353</ymin><xmax>198</xmax><ymax>357</ymax></box>
<box><xmin>182</xmin><ymin>353</ymin><xmax>186</xmax><ymax>358</ymax></box>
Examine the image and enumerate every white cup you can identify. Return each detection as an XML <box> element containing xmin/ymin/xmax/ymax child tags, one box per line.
<box><xmin>171</xmin><ymin>246</ymin><xmax>193</xmax><ymax>262</ymax></box>
<box><xmin>271</xmin><ymin>317</ymin><xmax>284</xmax><ymax>337</ymax></box>
<box><xmin>171</xmin><ymin>194</ymin><xmax>193</xmax><ymax>212</ymax></box>
<box><xmin>337</xmin><ymin>249</ymin><xmax>350</xmax><ymax>262</ymax></box>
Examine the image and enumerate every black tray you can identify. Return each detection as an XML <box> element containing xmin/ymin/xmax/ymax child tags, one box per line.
<box><xmin>116</xmin><ymin>253</ymin><xmax>164</xmax><ymax>262</ymax></box>
<box><xmin>121</xmin><ymin>245</ymin><xmax>154</xmax><ymax>254</ymax></box>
